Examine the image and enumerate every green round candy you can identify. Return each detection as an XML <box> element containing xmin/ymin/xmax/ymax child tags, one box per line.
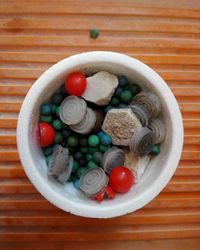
<box><xmin>110</xmin><ymin>97</ymin><xmax>120</xmax><ymax>106</ymax></box>
<box><xmin>87</xmin><ymin>160</ymin><xmax>98</xmax><ymax>169</ymax></box>
<box><xmin>150</xmin><ymin>145</ymin><xmax>160</xmax><ymax>155</ymax></box>
<box><xmin>80</xmin><ymin>147</ymin><xmax>88</xmax><ymax>154</ymax></box>
<box><xmin>99</xmin><ymin>144</ymin><xmax>109</xmax><ymax>153</ymax></box>
<box><xmin>74</xmin><ymin>151</ymin><xmax>83</xmax><ymax>160</ymax></box>
<box><xmin>86</xmin><ymin>153</ymin><xmax>93</xmax><ymax>161</ymax></box>
<box><xmin>53</xmin><ymin>131</ymin><xmax>63</xmax><ymax>144</ymax></box>
<box><xmin>88</xmin><ymin>147</ymin><xmax>99</xmax><ymax>154</ymax></box>
<box><xmin>52</xmin><ymin>119</ymin><xmax>63</xmax><ymax>130</ymax></box>
<box><xmin>52</xmin><ymin>93</ymin><xmax>63</xmax><ymax>105</ymax></box>
<box><xmin>40</xmin><ymin>115</ymin><xmax>52</xmax><ymax>123</ymax></box>
<box><xmin>120</xmin><ymin>90</ymin><xmax>133</xmax><ymax>103</ymax></box>
<box><xmin>67</xmin><ymin>135</ymin><xmax>78</xmax><ymax>147</ymax></box>
<box><xmin>89</xmin><ymin>28</ymin><xmax>99</xmax><ymax>39</ymax></box>
<box><xmin>125</xmin><ymin>84</ymin><xmax>141</xmax><ymax>95</ymax></box>
<box><xmin>55</xmin><ymin>106</ymin><xmax>60</xmax><ymax>117</ymax></box>
<box><xmin>88</xmin><ymin>135</ymin><xmax>100</xmax><ymax>147</ymax></box>
<box><xmin>80</xmin><ymin>137</ymin><xmax>88</xmax><ymax>146</ymax></box>
<box><xmin>46</xmin><ymin>155</ymin><xmax>52</xmax><ymax>166</ymax></box>
<box><xmin>93</xmin><ymin>151</ymin><xmax>103</xmax><ymax>163</ymax></box>
<box><xmin>77</xmin><ymin>167</ymin><xmax>88</xmax><ymax>178</ymax></box>
<box><xmin>62</xmin><ymin>129</ymin><xmax>71</xmax><ymax>138</ymax></box>
<box><xmin>42</xmin><ymin>146</ymin><xmax>53</xmax><ymax>157</ymax></box>
<box><xmin>72</xmin><ymin>160</ymin><xmax>79</xmax><ymax>173</ymax></box>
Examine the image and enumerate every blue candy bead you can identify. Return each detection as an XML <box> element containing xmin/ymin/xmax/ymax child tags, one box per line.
<box><xmin>97</xmin><ymin>131</ymin><xmax>104</xmax><ymax>139</ymax></box>
<box><xmin>118</xmin><ymin>75</ymin><xmax>128</xmax><ymax>87</ymax></box>
<box><xmin>40</xmin><ymin>103</ymin><xmax>52</xmax><ymax>115</ymax></box>
<box><xmin>73</xmin><ymin>179</ymin><xmax>80</xmax><ymax>189</ymax></box>
<box><xmin>101</xmin><ymin>134</ymin><xmax>112</xmax><ymax>145</ymax></box>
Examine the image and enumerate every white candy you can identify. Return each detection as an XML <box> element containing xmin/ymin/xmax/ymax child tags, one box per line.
<box><xmin>124</xmin><ymin>150</ymin><xmax>151</xmax><ymax>183</ymax></box>
<box><xmin>82</xmin><ymin>71</ymin><xmax>118</xmax><ymax>105</ymax></box>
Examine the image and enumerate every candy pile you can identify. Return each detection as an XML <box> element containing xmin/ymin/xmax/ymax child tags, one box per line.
<box><xmin>38</xmin><ymin>71</ymin><xmax>165</xmax><ymax>203</ymax></box>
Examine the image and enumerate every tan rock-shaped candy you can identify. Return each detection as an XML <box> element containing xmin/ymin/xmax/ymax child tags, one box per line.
<box><xmin>102</xmin><ymin>108</ymin><xmax>142</xmax><ymax>146</ymax></box>
<box><xmin>81</xmin><ymin>71</ymin><xmax>118</xmax><ymax>105</ymax></box>
<box><xmin>124</xmin><ymin>149</ymin><xmax>151</xmax><ymax>183</ymax></box>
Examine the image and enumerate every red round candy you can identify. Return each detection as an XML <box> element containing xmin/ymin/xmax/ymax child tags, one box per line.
<box><xmin>109</xmin><ymin>166</ymin><xmax>134</xmax><ymax>193</ymax></box>
<box><xmin>65</xmin><ymin>72</ymin><xmax>86</xmax><ymax>96</ymax></box>
<box><xmin>39</xmin><ymin>122</ymin><xmax>55</xmax><ymax>147</ymax></box>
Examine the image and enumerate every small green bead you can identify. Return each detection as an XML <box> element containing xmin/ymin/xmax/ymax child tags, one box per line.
<box><xmin>67</xmin><ymin>135</ymin><xmax>79</xmax><ymax>147</ymax></box>
<box><xmin>52</xmin><ymin>119</ymin><xmax>63</xmax><ymax>130</ymax></box>
<box><xmin>89</xmin><ymin>28</ymin><xmax>99</xmax><ymax>39</ymax></box>
<box><xmin>86</xmin><ymin>153</ymin><xmax>93</xmax><ymax>161</ymax></box>
<box><xmin>46</xmin><ymin>155</ymin><xmax>52</xmax><ymax>166</ymax></box>
<box><xmin>42</xmin><ymin>146</ymin><xmax>53</xmax><ymax>157</ymax></box>
<box><xmin>51</xmin><ymin>93</ymin><xmax>63</xmax><ymax>105</ymax></box>
<box><xmin>88</xmin><ymin>135</ymin><xmax>100</xmax><ymax>147</ymax></box>
<box><xmin>77</xmin><ymin>167</ymin><xmax>88</xmax><ymax>178</ymax></box>
<box><xmin>120</xmin><ymin>90</ymin><xmax>133</xmax><ymax>103</ymax></box>
<box><xmin>93</xmin><ymin>151</ymin><xmax>103</xmax><ymax>163</ymax></box>
<box><xmin>99</xmin><ymin>144</ymin><xmax>109</xmax><ymax>153</ymax></box>
<box><xmin>62</xmin><ymin>129</ymin><xmax>72</xmax><ymax>138</ymax></box>
<box><xmin>72</xmin><ymin>160</ymin><xmax>79</xmax><ymax>173</ymax></box>
<box><xmin>74</xmin><ymin>151</ymin><xmax>83</xmax><ymax>160</ymax></box>
<box><xmin>55</xmin><ymin>106</ymin><xmax>60</xmax><ymax>117</ymax></box>
<box><xmin>80</xmin><ymin>147</ymin><xmax>88</xmax><ymax>154</ymax></box>
<box><xmin>110</xmin><ymin>97</ymin><xmax>120</xmax><ymax>106</ymax></box>
<box><xmin>80</xmin><ymin>137</ymin><xmax>88</xmax><ymax>146</ymax></box>
<box><xmin>40</xmin><ymin>115</ymin><xmax>52</xmax><ymax>123</ymax></box>
<box><xmin>87</xmin><ymin>160</ymin><xmax>98</xmax><ymax>169</ymax></box>
<box><xmin>88</xmin><ymin>147</ymin><xmax>99</xmax><ymax>154</ymax></box>
<box><xmin>53</xmin><ymin>131</ymin><xmax>63</xmax><ymax>144</ymax></box>
<box><xmin>150</xmin><ymin>145</ymin><xmax>160</xmax><ymax>155</ymax></box>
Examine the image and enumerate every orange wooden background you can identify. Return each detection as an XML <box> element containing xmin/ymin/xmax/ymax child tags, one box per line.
<box><xmin>0</xmin><ymin>0</ymin><xmax>200</xmax><ymax>249</ymax></box>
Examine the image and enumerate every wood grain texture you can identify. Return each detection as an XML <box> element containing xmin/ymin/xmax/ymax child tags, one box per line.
<box><xmin>0</xmin><ymin>0</ymin><xmax>200</xmax><ymax>248</ymax></box>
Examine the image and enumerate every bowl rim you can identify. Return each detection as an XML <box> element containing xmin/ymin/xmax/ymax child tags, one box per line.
<box><xmin>17</xmin><ymin>51</ymin><xmax>184</xmax><ymax>218</ymax></box>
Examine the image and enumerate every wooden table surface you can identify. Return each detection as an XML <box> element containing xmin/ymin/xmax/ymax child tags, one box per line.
<box><xmin>0</xmin><ymin>0</ymin><xmax>200</xmax><ymax>249</ymax></box>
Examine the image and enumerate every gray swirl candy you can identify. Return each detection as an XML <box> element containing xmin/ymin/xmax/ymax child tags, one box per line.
<box><xmin>59</xmin><ymin>96</ymin><xmax>87</xmax><ymax>125</ymax></box>
<box><xmin>101</xmin><ymin>147</ymin><xmax>125</xmax><ymax>173</ymax></box>
<box><xmin>149</xmin><ymin>118</ymin><xmax>165</xmax><ymax>144</ymax></box>
<box><xmin>129</xmin><ymin>104</ymin><xmax>151</xmax><ymax>126</ymax></box>
<box><xmin>70</xmin><ymin>107</ymin><xmax>96</xmax><ymax>134</ymax></box>
<box><xmin>48</xmin><ymin>145</ymin><xmax>72</xmax><ymax>183</ymax></box>
<box><xmin>132</xmin><ymin>91</ymin><xmax>161</xmax><ymax>117</ymax></box>
<box><xmin>129</xmin><ymin>127</ymin><xmax>154</xmax><ymax>156</ymax></box>
<box><xmin>80</xmin><ymin>168</ymin><xmax>108</xmax><ymax>197</ymax></box>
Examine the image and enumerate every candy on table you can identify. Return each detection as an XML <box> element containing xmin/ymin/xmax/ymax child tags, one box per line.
<box><xmin>59</xmin><ymin>96</ymin><xmax>87</xmax><ymax>125</ymax></box>
<box><xmin>129</xmin><ymin>127</ymin><xmax>154</xmax><ymax>156</ymax></box>
<box><xmin>65</xmin><ymin>72</ymin><xmax>87</xmax><ymax>96</ymax></box>
<box><xmin>129</xmin><ymin>103</ymin><xmax>151</xmax><ymax>127</ymax></box>
<box><xmin>124</xmin><ymin>149</ymin><xmax>151</xmax><ymax>183</ymax></box>
<box><xmin>89</xmin><ymin>28</ymin><xmax>99</xmax><ymax>39</ymax></box>
<box><xmin>39</xmin><ymin>122</ymin><xmax>55</xmax><ymax>147</ymax></box>
<box><xmin>48</xmin><ymin>145</ymin><xmax>73</xmax><ymax>183</ymax></box>
<box><xmin>131</xmin><ymin>91</ymin><xmax>161</xmax><ymax>117</ymax></box>
<box><xmin>109</xmin><ymin>166</ymin><xmax>134</xmax><ymax>193</ymax></box>
<box><xmin>81</xmin><ymin>71</ymin><xmax>118</xmax><ymax>105</ymax></box>
<box><xmin>148</xmin><ymin>118</ymin><xmax>166</xmax><ymax>144</ymax></box>
<box><xmin>102</xmin><ymin>108</ymin><xmax>142</xmax><ymax>146</ymax></box>
<box><xmin>101</xmin><ymin>146</ymin><xmax>125</xmax><ymax>173</ymax></box>
<box><xmin>80</xmin><ymin>167</ymin><xmax>109</xmax><ymax>198</ymax></box>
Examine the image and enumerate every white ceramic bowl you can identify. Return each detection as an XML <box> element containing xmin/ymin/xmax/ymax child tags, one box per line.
<box><xmin>17</xmin><ymin>51</ymin><xmax>183</xmax><ymax>218</ymax></box>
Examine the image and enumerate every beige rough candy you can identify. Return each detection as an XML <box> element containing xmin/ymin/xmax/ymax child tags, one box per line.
<box><xmin>81</xmin><ymin>71</ymin><xmax>118</xmax><ymax>105</ymax></box>
<box><xmin>102</xmin><ymin>108</ymin><xmax>142</xmax><ymax>146</ymax></box>
<box><xmin>124</xmin><ymin>149</ymin><xmax>151</xmax><ymax>183</ymax></box>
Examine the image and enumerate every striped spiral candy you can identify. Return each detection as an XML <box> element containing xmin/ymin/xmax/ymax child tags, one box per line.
<box><xmin>132</xmin><ymin>91</ymin><xmax>161</xmax><ymax>117</ymax></box>
<box><xmin>149</xmin><ymin>118</ymin><xmax>166</xmax><ymax>144</ymax></box>
<box><xmin>101</xmin><ymin>147</ymin><xmax>125</xmax><ymax>173</ymax></box>
<box><xmin>129</xmin><ymin>127</ymin><xmax>154</xmax><ymax>156</ymax></box>
<box><xmin>129</xmin><ymin>103</ymin><xmax>151</xmax><ymax>126</ymax></box>
<box><xmin>59</xmin><ymin>96</ymin><xmax>87</xmax><ymax>125</ymax></box>
<box><xmin>80</xmin><ymin>168</ymin><xmax>108</xmax><ymax>197</ymax></box>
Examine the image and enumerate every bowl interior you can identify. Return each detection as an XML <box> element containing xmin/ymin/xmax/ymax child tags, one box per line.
<box><xmin>17</xmin><ymin>52</ymin><xmax>182</xmax><ymax>218</ymax></box>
